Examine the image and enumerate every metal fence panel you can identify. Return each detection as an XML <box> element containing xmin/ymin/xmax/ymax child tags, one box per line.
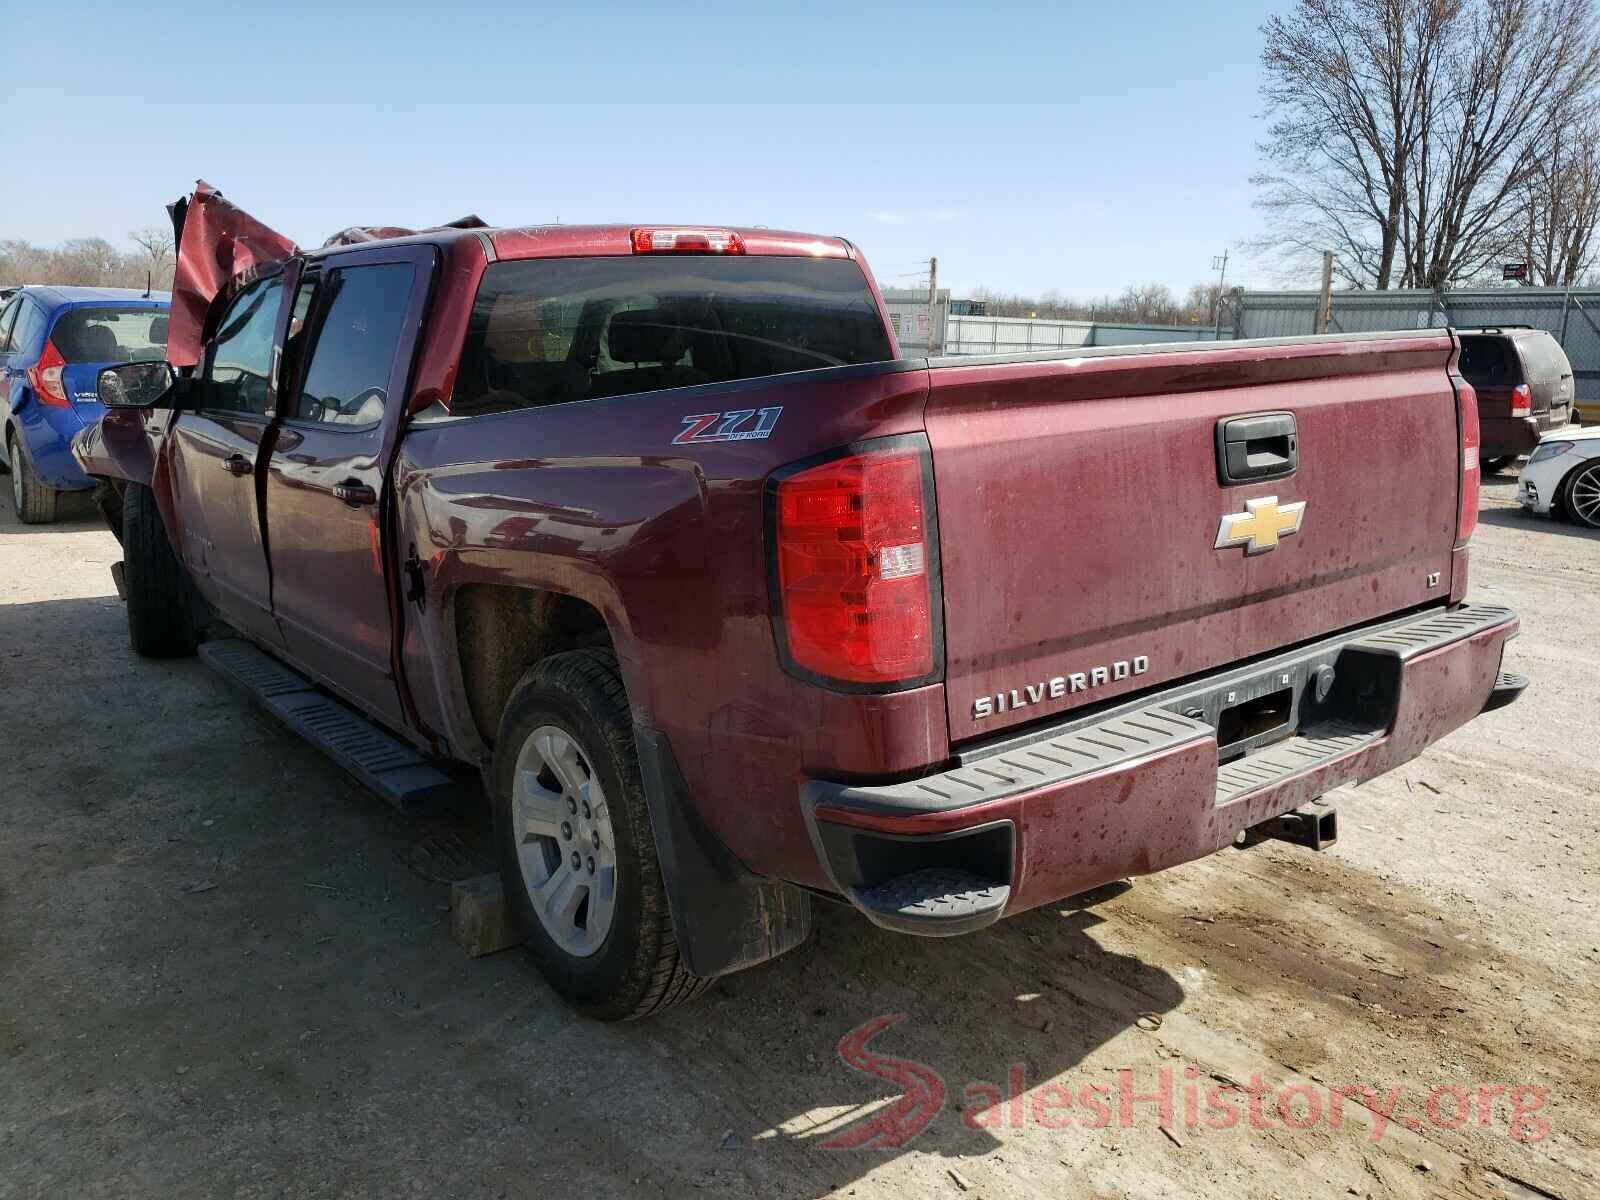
<box><xmin>945</xmin><ymin>316</ymin><xmax>1230</xmax><ymax>356</ymax></box>
<box><xmin>1236</xmin><ymin>287</ymin><xmax>1600</xmax><ymax>397</ymax></box>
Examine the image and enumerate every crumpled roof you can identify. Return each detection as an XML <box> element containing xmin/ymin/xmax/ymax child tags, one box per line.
<box><xmin>166</xmin><ymin>180</ymin><xmax>490</xmax><ymax>366</ymax></box>
<box><xmin>321</xmin><ymin>215</ymin><xmax>488</xmax><ymax>247</ymax></box>
<box><xmin>166</xmin><ymin>181</ymin><xmax>299</xmax><ymax>369</ymax></box>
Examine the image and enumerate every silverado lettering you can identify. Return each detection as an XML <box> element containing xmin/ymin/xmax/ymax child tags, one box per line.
<box><xmin>71</xmin><ymin>186</ymin><xmax>1524</xmax><ymax>1021</ymax></box>
<box><xmin>973</xmin><ymin>655</ymin><xmax>1151</xmax><ymax>719</ymax></box>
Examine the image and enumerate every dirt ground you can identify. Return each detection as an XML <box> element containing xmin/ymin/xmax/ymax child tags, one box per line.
<box><xmin>1</xmin><ymin>475</ymin><xmax>1595</xmax><ymax>1200</ymax></box>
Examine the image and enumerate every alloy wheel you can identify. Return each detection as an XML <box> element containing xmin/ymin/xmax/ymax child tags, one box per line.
<box><xmin>510</xmin><ymin>725</ymin><xmax>618</xmax><ymax>957</ymax></box>
<box><xmin>1569</xmin><ymin>463</ymin><xmax>1600</xmax><ymax>528</ymax></box>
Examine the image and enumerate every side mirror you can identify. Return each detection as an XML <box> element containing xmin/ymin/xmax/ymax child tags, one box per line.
<box><xmin>98</xmin><ymin>361</ymin><xmax>175</xmax><ymax>408</ymax></box>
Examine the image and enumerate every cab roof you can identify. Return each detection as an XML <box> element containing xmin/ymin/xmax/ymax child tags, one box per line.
<box><xmin>305</xmin><ymin>224</ymin><xmax>855</xmax><ymax>263</ymax></box>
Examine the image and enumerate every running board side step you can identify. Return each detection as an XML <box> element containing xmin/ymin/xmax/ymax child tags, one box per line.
<box><xmin>199</xmin><ymin>639</ymin><xmax>469</xmax><ymax>813</ymax></box>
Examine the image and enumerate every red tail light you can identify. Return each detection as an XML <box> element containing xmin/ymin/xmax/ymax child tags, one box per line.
<box><xmin>632</xmin><ymin>227</ymin><xmax>746</xmax><ymax>255</ymax></box>
<box><xmin>1511</xmin><ymin>383</ymin><xmax>1532</xmax><ymax>417</ymax></box>
<box><xmin>1455</xmin><ymin>377</ymin><xmax>1480</xmax><ymax>545</ymax></box>
<box><xmin>27</xmin><ymin>340</ymin><xmax>70</xmax><ymax>407</ymax></box>
<box><xmin>771</xmin><ymin>441</ymin><xmax>941</xmax><ymax>687</ymax></box>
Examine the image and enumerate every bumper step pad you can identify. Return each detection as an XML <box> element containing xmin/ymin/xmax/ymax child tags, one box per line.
<box><xmin>1348</xmin><ymin>603</ymin><xmax>1514</xmax><ymax>660</ymax></box>
<box><xmin>1214</xmin><ymin>723</ymin><xmax>1379</xmax><ymax>806</ymax></box>
<box><xmin>1483</xmin><ymin>671</ymin><xmax>1529</xmax><ymax>713</ymax></box>
<box><xmin>199</xmin><ymin>639</ymin><xmax>467</xmax><ymax>813</ymax></box>
<box><xmin>851</xmin><ymin>868</ymin><xmax>1011</xmax><ymax>937</ymax></box>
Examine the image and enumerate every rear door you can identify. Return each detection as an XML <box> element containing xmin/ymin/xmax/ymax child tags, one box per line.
<box><xmin>925</xmin><ymin>336</ymin><xmax>1462</xmax><ymax>742</ymax></box>
<box><xmin>1</xmin><ymin>297</ymin><xmax>47</xmax><ymax>432</ymax></box>
<box><xmin>167</xmin><ymin>273</ymin><xmax>285</xmax><ymax>648</ymax></box>
<box><xmin>0</xmin><ymin>297</ymin><xmax>20</xmax><ymax>432</ymax></box>
<box><xmin>263</xmin><ymin>247</ymin><xmax>430</xmax><ymax>726</ymax></box>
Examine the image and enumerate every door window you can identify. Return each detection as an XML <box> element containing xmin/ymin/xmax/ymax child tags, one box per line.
<box><xmin>290</xmin><ymin>263</ymin><xmax>414</xmax><ymax>427</ymax></box>
<box><xmin>8</xmin><ymin>299</ymin><xmax>47</xmax><ymax>358</ymax></box>
<box><xmin>0</xmin><ymin>298</ymin><xmax>20</xmax><ymax>353</ymax></box>
<box><xmin>202</xmin><ymin>277</ymin><xmax>283</xmax><ymax>415</ymax></box>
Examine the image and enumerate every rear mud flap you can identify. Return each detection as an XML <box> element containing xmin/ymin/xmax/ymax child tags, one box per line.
<box><xmin>634</xmin><ymin>726</ymin><xmax>812</xmax><ymax>978</ymax></box>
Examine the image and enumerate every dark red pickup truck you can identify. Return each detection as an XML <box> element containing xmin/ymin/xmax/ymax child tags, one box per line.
<box><xmin>76</xmin><ymin>186</ymin><xmax>1525</xmax><ymax>1019</ymax></box>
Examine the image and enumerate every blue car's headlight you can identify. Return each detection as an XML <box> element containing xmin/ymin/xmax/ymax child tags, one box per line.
<box><xmin>1529</xmin><ymin>440</ymin><xmax>1574</xmax><ymax>464</ymax></box>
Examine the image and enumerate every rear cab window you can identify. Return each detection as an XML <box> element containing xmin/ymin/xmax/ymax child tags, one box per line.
<box><xmin>450</xmin><ymin>256</ymin><xmax>895</xmax><ymax>416</ymax></box>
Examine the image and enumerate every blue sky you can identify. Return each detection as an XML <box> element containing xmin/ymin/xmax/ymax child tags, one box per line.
<box><xmin>7</xmin><ymin>0</ymin><xmax>1283</xmax><ymax>298</ymax></box>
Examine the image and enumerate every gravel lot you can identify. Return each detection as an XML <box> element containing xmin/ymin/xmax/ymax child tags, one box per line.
<box><xmin>1</xmin><ymin>475</ymin><xmax>1595</xmax><ymax>1200</ymax></box>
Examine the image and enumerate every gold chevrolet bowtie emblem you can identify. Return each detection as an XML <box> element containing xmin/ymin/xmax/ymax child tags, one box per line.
<box><xmin>1214</xmin><ymin>496</ymin><xmax>1306</xmax><ymax>555</ymax></box>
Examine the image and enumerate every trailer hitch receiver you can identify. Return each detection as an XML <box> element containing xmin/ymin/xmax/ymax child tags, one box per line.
<box><xmin>1248</xmin><ymin>799</ymin><xmax>1338</xmax><ymax>851</ymax></box>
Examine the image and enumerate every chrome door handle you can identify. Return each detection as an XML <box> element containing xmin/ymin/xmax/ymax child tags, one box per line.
<box><xmin>221</xmin><ymin>454</ymin><xmax>251</xmax><ymax>476</ymax></box>
<box><xmin>332</xmin><ymin>480</ymin><xmax>377</xmax><ymax>507</ymax></box>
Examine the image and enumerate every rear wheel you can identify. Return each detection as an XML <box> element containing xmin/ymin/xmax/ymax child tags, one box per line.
<box><xmin>123</xmin><ymin>483</ymin><xmax>199</xmax><ymax>657</ymax></box>
<box><xmin>8</xmin><ymin>433</ymin><xmax>58</xmax><ymax>524</ymax></box>
<box><xmin>1562</xmin><ymin>460</ymin><xmax>1600</xmax><ymax>528</ymax></box>
<box><xmin>1481</xmin><ymin>455</ymin><xmax>1517</xmax><ymax>476</ymax></box>
<box><xmin>492</xmin><ymin>648</ymin><xmax>709</xmax><ymax>1020</ymax></box>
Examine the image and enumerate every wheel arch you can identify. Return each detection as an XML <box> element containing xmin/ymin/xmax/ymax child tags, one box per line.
<box><xmin>452</xmin><ymin>582</ymin><xmax>619</xmax><ymax>749</ymax></box>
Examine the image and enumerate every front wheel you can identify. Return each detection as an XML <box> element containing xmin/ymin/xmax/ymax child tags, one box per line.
<box><xmin>8</xmin><ymin>433</ymin><xmax>58</xmax><ymax>524</ymax></box>
<box><xmin>1562</xmin><ymin>460</ymin><xmax>1600</xmax><ymax>528</ymax></box>
<box><xmin>492</xmin><ymin>648</ymin><xmax>709</xmax><ymax>1020</ymax></box>
<box><xmin>123</xmin><ymin>483</ymin><xmax>199</xmax><ymax>657</ymax></box>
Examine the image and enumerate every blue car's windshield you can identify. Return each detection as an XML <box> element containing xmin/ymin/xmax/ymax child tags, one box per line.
<box><xmin>51</xmin><ymin>306</ymin><xmax>167</xmax><ymax>363</ymax></box>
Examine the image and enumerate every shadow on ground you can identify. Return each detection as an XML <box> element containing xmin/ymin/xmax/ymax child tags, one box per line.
<box><xmin>1478</xmin><ymin>504</ymin><xmax>1600</xmax><ymax>540</ymax></box>
<box><xmin>0</xmin><ymin>594</ymin><xmax>1182</xmax><ymax>1198</ymax></box>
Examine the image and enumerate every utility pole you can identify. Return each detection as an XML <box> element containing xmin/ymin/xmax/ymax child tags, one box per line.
<box><xmin>1210</xmin><ymin>251</ymin><xmax>1230</xmax><ymax>340</ymax></box>
<box><xmin>1317</xmin><ymin>251</ymin><xmax>1335</xmax><ymax>335</ymax></box>
<box><xmin>927</xmin><ymin>256</ymin><xmax>940</xmax><ymax>355</ymax></box>
<box><xmin>1210</xmin><ymin>252</ymin><xmax>1229</xmax><ymax>323</ymax></box>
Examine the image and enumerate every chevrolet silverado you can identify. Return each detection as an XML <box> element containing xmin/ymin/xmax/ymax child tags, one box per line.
<box><xmin>74</xmin><ymin>184</ymin><xmax>1525</xmax><ymax>1019</ymax></box>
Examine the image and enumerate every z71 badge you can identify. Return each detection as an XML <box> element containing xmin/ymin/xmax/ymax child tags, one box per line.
<box><xmin>672</xmin><ymin>407</ymin><xmax>783</xmax><ymax>445</ymax></box>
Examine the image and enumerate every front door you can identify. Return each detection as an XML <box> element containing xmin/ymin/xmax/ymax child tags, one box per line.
<box><xmin>264</xmin><ymin>250</ymin><xmax>428</xmax><ymax>727</ymax></box>
<box><xmin>166</xmin><ymin>274</ymin><xmax>285</xmax><ymax>648</ymax></box>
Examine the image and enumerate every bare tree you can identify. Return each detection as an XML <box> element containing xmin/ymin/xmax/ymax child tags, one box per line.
<box><xmin>1504</xmin><ymin>121</ymin><xmax>1600</xmax><ymax>283</ymax></box>
<box><xmin>129</xmin><ymin>226</ymin><xmax>176</xmax><ymax>289</ymax></box>
<box><xmin>1254</xmin><ymin>0</ymin><xmax>1600</xmax><ymax>289</ymax></box>
<box><xmin>963</xmin><ymin>282</ymin><xmax>1222</xmax><ymax>325</ymax></box>
<box><xmin>0</xmin><ymin>231</ymin><xmax>178</xmax><ymax>290</ymax></box>
<box><xmin>1185</xmin><ymin>282</ymin><xmax>1226</xmax><ymax>323</ymax></box>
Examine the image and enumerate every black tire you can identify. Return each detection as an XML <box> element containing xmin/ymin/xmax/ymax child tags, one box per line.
<box><xmin>123</xmin><ymin>482</ymin><xmax>198</xmax><ymax>657</ymax></box>
<box><xmin>1560</xmin><ymin>459</ymin><xmax>1600</xmax><ymax>528</ymax></box>
<box><xmin>8</xmin><ymin>432</ymin><xmax>58</xmax><ymax>524</ymax></box>
<box><xmin>1481</xmin><ymin>455</ymin><xmax>1516</xmax><ymax>476</ymax></box>
<box><xmin>492</xmin><ymin>648</ymin><xmax>709</xmax><ymax>1020</ymax></box>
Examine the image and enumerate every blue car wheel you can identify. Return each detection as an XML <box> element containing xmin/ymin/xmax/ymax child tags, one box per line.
<box><xmin>8</xmin><ymin>431</ymin><xmax>58</xmax><ymax>524</ymax></box>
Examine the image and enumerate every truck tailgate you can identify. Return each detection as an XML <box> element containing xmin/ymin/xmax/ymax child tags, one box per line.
<box><xmin>926</xmin><ymin>334</ymin><xmax>1462</xmax><ymax>742</ymax></box>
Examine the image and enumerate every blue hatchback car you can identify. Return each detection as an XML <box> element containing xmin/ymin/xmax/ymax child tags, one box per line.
<box><xmin>1</xmin><ymin>286</ymin><xmax>171</xmax><ymax>523</ymax></box>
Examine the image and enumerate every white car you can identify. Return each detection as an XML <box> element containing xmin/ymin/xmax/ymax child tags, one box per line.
<box><xmin>1516</xmin><ymin>427</ymin><xmax>1600</xmax><ymax>528</ymax></box>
